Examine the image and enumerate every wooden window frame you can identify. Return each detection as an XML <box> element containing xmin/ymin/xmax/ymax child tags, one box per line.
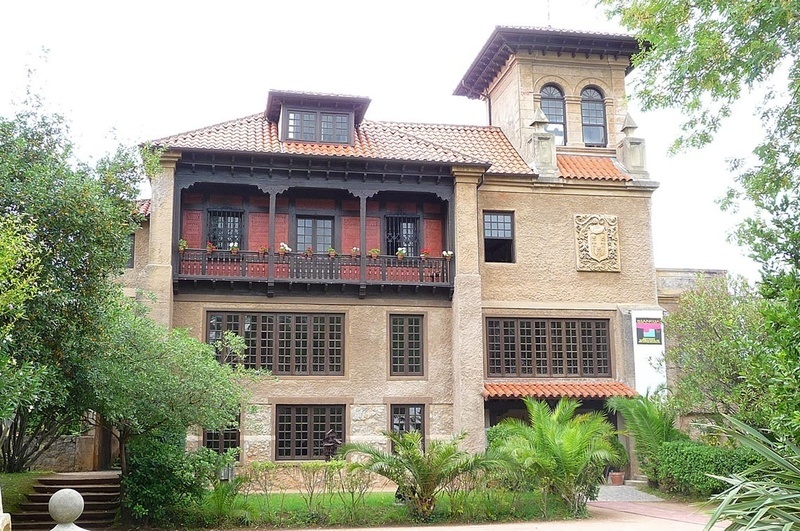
<box><xmin>296</xmin><ymin>216</ymin><xmax>335</xmax><ymax>253</ymax></box>
<box><xmin>486</xmin><ymin>318</ymin><xmax>611</xmax><ymax>378</ymax></box>
<box><xmin>275</xmin><ymin>404</ymin><xmax>344</xmax><ymax>460</ymax></box>
<box><xmin>540</xmin><ymin>84</ymin><xmax>566</xmax><ymax>145</ymax></box>
<box><xmin>390</xmin><ymin>404</ymin><xmax>425</xmax><ymax>449</ymax></box>
<box><xmin>284</xmin><ymin>109</ymin><xmax>352</xmax><ymax>144</ymax></box>
<box><xmin>483</xmin><ymin>211</ymin><xmax>515</xmax><ymax>263</ymax></box>
<box><xmin>389</xmin><ymin>315</ymin><xmax>424</xmax><ymax>376</ymax></box>
<box><xmin>203</xmin><ymin>412</ymin><xmax>241</xmax><ymax>457</ymax></box>
<box><xmin>580</xmin><ymin>87</ymin><xmax>607</xmax><ymax>147</ymax></box>
<box><xmin>207</xmin><ymin>312</ymin><xmax>344</xmax><ymax>375</ymax></box>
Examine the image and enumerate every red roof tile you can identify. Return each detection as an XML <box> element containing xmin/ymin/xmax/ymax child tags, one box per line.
<box><xmin>150</xmin><ymin>115</ymin><xmax>532</xmax><ymax>175</ymax></box>
<box><xmin>483</xmin><ymin>381</ymin><xmax>636</xmax><ymax>400</ymax></box>
<box><xmin>557</xmin><ymin>154</ymin><xmax>631</xmax><ymax>181</ymax></box>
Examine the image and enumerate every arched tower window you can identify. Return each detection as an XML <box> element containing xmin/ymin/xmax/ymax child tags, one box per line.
<box><xmin>581</xmin><ymin>87</ymin><xmax>607</xmax><ymax>147</ymax></box>
<box><xmin>540</xmin><ymin>85</ymin><xmax>566</xmax><ymax>146</ymax></box>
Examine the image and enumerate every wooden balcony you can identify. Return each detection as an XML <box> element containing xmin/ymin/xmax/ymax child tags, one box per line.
<box><xmin>175</xmin><ymin>249</ymin><xmax>453</xmax><ymax>297</ymax></box>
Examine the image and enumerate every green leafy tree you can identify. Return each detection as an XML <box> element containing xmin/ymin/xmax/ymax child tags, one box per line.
<box><xmin>663</xmin><ymin>274</ymin><xmax>770</xmax><ymax>428</ymax></box>
<box><xmin>495</xmin><ymin>397</ymin><xmax>625</xmax><ymax>517</ymax></box>
<box><xmin>86</xmin><ymin>295</ymin><xmax>247</xmax><ymax>477</ymax></box>
<box><xmin>606</xmin><ymin>394</ymin><xmax>686</xmax><ymax>484</ymax></box>
<box><xmin>0</xmin><ymin>101</ymin><xmax>150</xmax><ymax>471</ymax></box>
<box><xmin>340</xmin><ymin>431</ymin><xmax>498</xmax><ymax>519</ymax></box>
<box><xmin>601</xmin><ymin>0</ymin><xmax>800</xmax><ymax>444</ymax></box>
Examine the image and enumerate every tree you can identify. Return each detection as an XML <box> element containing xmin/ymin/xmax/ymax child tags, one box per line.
<box><xmin>340</xmin><ymin>431</ymin><xmax>497</xmax><ymax>519</ymax></box>
<box><xmin>663</xmin><ymin>274</ymin><xmax>770</xmax><ymax>429</ymax></box>
<box><xmin>601</xmin><ymin>0</ymin><xmax>800</xmax><ymax>444</ymax></box>
<box><xmin>86</xmin><ymin>295</ymin><xmax>247</xmax><ymax>477</ymax></box>
<box><xmin>0</xmin><ymin>102</ymin><xmax>148</xmax><ymax>471</ymax></box>
<box><xmin>495</xmin><ymin>397</ymin><xmax>625</xmax><ymax>517</ymax></box>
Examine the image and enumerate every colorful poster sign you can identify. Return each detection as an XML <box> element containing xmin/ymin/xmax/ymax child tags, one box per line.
<box><xmin>635</xmin><ymin>318</ymin><xmax>663</xmax><ymax>345</ymax></box>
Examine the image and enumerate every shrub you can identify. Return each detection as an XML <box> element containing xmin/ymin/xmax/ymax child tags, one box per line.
<box><xmin>121</xmin><ymin>428</ymin><xmax>219</xmax><ymax>524</ymax></box>
<box><xmin>656</xmin><ymin>441</ymin><xmax>760</xmax><ymax>497</ymax></box>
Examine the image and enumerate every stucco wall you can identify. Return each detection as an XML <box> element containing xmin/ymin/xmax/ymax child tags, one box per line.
<box><xmin>173</xmin><ymin>294</ymin><xmax>454</xmax><ymax>463</ymax></box>
<box><xmin>477</xmin><ymin>185</ymin><xmax>658</xmax><ymax>305</ymax></box>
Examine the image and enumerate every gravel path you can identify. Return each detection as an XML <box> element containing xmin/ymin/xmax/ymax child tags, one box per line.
<box><xmin>595</xmin><ymin>484</ymin><xmax>664</xmax><ymax>502</ymax></box>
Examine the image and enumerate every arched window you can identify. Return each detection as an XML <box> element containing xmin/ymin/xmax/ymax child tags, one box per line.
<box><xmin>581</xmin><ymin>87</ymin><xmax>607</xmax><ymax>147</ymax></box>
<box><xmin>540</xmin><ymin>85</ymin><xmax>566</xmax><ymax>145</ymax></box>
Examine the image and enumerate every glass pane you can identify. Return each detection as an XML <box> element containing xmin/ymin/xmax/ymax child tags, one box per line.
<box><xmin>483</xmin><ymin>213</ymin><xmax>513</xmax><ymax>239</ymax></box>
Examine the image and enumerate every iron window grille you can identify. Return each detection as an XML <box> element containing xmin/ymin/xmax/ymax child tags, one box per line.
<box><xmin>390</xmin><ymin>315</ymin><xmax>423</xmax><ymax>376</ymax></box>
<box><xmin>276</xmin><ymin>405</ymin><xmax>344</xmax><ymax>460</ymax></box>
<box><xmin>208</xmin><ymin>210</ymin><xmax>243</xmax><ymax>250</ymax></box>
<box><xmin>208</xmin><ymin>312</ymin><xmax>344</xmax><ymax>375</ymax></box>
<box><xmin>486</xmin><ymin>318</ymin><xmax>611</xmax><ymax>377</ymax></box>
<box><xmin>386</xmin><ymin>216</ymin><xmax>419</xmax><ymax>257</ymax></box>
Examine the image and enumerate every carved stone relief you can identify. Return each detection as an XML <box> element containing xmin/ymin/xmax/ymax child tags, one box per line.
<box><xmin>575</xmin><ymin>214</ymin><xmax>620</xmax><ymax>272</ymax></box>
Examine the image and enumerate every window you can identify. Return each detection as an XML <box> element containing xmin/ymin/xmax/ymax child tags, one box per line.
<box><xmin>297</xmin><ymin>217</ymin><xmax>333</xmax><ymax>253</ymax></box>
<box><xmin>286</xmin><ymin>110</ymin><xmax>350</xmax><ymax>143</ymax></box>
<box><xmin>208</xmin><ymin>210</ymin><xmax>243</xmax><ymax>250</ymax></box>
<box><xmin>126</xmin><ymin>233</ymin><xmax>135</xmax><ymax>268</ymax></box>
<box><xmin>203</xmin><ymin>413</ymin><xmax>241</xmax><ymax>456</ymax></box>
<box><xmin>390</xmin><ymin>315</ymin><xmax>423</xmax><ymax>376</ymax></box>
<box><xmin>540</xmin><ymin>85</ymin><xmax>566</xmax><ymax>145</ymax></box>
<box><xmin>386</xmin><ymin>216</ymin><xmax>419</xmax><ymax>256</ymax></box>
<box><xmin>486</xmin><ymin>318</ymin><xmax>611</xmax><ymax>377</ymax></box>
<box><xmin>391</xmin><ymin>404</ymin><xmax>424</xmax><ymax>439</ymax></box>
<box><xmin>581</xmin><ymin>88</ymin><xmax>607</xmax><ymax>147</ymax></box>
<box><xmin>208</xmin><ymin>312</ymin><xmax>344</xmax><ymax>375</ymax></box>
<box><xmin>276</xmin><ymin>405</ymin><xmax>344</xmax><ymax>460</ymax></box>
<box><xmin>483</xmin><ymin>212</ymin><xmax>514</xmax><ymax>263</ymax></box>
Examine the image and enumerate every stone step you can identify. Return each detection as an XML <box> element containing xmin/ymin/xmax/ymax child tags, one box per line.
<box><xmin>12</xmin><ymin>510</ymin><xmax>115</xmax><ymax>522</ymax></box>
<box><xmin>9</xmin><ymin>518</ymin><xmax>114</xmax><ymax>531</ymax></box>
<box><xmin>25</xmin><ymin>491</ymin><xmax>119</xmax><ymax>503</ymax></box>
<box><xmin>19</xmin><ymin>500</ymin><xmax>119</xmax><ymax>512</ymax></box>
<box><xmin>32</xmin><ymin>483</ymin><xmax>119</xmax><ymax>494</ymax></box>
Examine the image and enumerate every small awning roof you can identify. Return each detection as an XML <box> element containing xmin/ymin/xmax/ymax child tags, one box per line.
<box><xmin>483</xmin><ymin>381</ymin><xmax>636</xmax><ymax>400</ymax></box>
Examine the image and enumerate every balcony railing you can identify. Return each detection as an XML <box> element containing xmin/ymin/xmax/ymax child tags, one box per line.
<box><xmin>176</xmin><ymin>249</ymin><xmax>452</xmax><ymax>287</ymax></box>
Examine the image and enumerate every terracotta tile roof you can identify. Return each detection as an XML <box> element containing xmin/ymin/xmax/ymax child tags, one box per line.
<box><xmin>483</xmin><ymin>381</ymin><xmax>636</xmax><ymax>400</ymax></box>
<box><xmin>385</xmin><ymin>122</ymin><xmax>532</xmax><ymax>175</ymax></box>
<box><xmin>136</xmin><ymin>199</ymin><xmax>151</xmax><ymax>217</ymax></box>
<box><xmin>557</xmin><ymin>154</ymin><xmax>631</xmax><ymax>181</ymax></box>
<box><xmin>150</xmin><ymin>115</ymin><xmax>533</xmax><ymax>175</ymax></box>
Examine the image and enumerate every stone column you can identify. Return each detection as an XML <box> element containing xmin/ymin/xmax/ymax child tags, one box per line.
<box><xmin>450</xmin><ymin>166</ymin><xmax>486</xmax><ymax>453</ymax></box>
<box><xmin>139</xmin><ymin>151</ymin><xmax>180</xmax><ymax>327</ymax></box>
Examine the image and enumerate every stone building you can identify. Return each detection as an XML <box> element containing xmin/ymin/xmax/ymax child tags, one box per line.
<box><xmin>121</xmin><ymin>26</ymin><xmax>668</xmax><ymax>465</ymax></box>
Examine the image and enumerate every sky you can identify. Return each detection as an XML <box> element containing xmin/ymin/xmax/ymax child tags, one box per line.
<box><xmin>0</xmin><ymin>0</ymin><xmax>762</xmax><ymax>280</ymax></box>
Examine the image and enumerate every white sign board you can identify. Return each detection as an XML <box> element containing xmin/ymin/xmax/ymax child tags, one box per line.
<box><xmin>630</xmin><ymin>309</ymin><xmax>666</xmax><ymax>395</ymax></box>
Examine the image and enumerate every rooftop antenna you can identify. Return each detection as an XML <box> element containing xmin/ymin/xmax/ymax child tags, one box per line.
<box><xmin>546</xmin><ymin>0</ymin><xmax>551</xmax><ymax>26</ymax></box>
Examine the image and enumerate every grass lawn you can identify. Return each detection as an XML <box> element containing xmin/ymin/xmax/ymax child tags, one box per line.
<box><xmin>0</xmin><ymin>471</ymin><xmax>52</xmax><ymax>513</ymax></box>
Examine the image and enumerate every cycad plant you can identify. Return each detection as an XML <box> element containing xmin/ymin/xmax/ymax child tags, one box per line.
<box><xmin>339</xmin><ymin>430</ymin><xmax>497</xmax><ymax>519</ymax></box>
<box><xmin>606</xmin><ymin>394</ymin><xmax>685</xmax><ymax>483</ymax></box>
<box><xmin>496</xmin><ymin>397</ymin><xmax>625</xmax><ymax>517</ymax></box>
<box><xmin>705</xmin><ymin>415</ymin><xmax>800</xmax><ymax>530</ymax></box>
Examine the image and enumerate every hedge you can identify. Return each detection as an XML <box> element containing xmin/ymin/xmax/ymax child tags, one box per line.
<box><xmin>656</xmin><ymin>441</ymin><xmax>760</xmax><ymax>496</ymax></box>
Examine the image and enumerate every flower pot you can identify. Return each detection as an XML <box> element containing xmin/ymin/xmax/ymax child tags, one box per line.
<box><xmin>609</xmin><ymin>471</ymin><xmax>625</xmax><ymax>486</ymax></box>
<box><xmin>278</xmin><ymin>250</ymin><xmax>285</xmax><ymax>257</ymax></box>
<box><xmin>231</xmin><ymin>249</ymin><xmax>238</xmax><ymax>255</ymax></box>
<box><xmin>329</xmin><ymin>252</ymin><xmax>336</xmax><ymax>258</ymax></box>
<box><xmin>420</xmin><ymin>254</ymin><xmax>428</xmax><ymax>260</ymax></box>
<box><xmin>370</xmin><ymin>253</ymin><xmax>379</xmax><ymax>259</ymax></box>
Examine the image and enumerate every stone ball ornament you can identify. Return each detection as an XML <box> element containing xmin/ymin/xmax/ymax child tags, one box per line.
<box><xmin>48</xmin><ymin>488</ymin><xmax>89</xmax><ymax>531</ymax></box>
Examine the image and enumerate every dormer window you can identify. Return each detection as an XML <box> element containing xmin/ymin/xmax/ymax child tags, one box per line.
<box><xmin>540</xmin><ymin>85</ymin><xmax>566</xmax><ymax>146</ymax></box>
<box><xmin>581</xmin><ymin>87</ymin><xmax>607</xmax><ymax>147</ymax></box>
<box><xmin>286</xmin><ymin>110</ymin><xmax>351</xmax><ymax>143</ymax></box>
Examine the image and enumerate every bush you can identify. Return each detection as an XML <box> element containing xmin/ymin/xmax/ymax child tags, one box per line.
<box><xmin>656</xmin><ymin>441</ymin><xmax>760</xmax><ymax>497</ymax></box>
<box><xmin>121</xmin><ymin>428</ymin><xmax>219</xmax><ymax>524</ymax></box>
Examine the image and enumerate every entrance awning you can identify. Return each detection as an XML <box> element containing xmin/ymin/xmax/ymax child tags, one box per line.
<box><xmin>483</xmin><ymin>381</ymin><xmax>636</xmax><ymax>400</ymax></box>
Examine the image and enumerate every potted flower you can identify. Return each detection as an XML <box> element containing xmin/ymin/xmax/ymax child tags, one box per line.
<box><xmin>278</xmin><ymin>242</ymin><xmax>292</xmax><ymax>256</ymax></box>
<box><xmin>396</xmin><ymin>247</ymin><xmax>407</xmax><ymax>260</ymax></box>
<box><xmin>206</xmin><ymin>241</ymin><xmax>216</xmax><ymax>254</ymax></box>
<box><xmin>178</xmin><ymin>238</ymin><xmax>188</xmax><ymax>254</ymax></box>
<box><xmin>350</xmin><ymin>246</ymin><xmax>360</xmax><ymax>258</ymax></box>
<box><xmin>369</xmin><ymin>248</ymin><xmax>380</xmax><ymax>259</ymax></box>
<box><xmin>442</xmin><ymin>250</ymin><xmax>454</xmax><ymax>261</ymax></box>
<box><xmin>258</xmin><ymin>245</ymin><xmax>269</xmax><ymax>256</ymax></box>
<box><xmin>304</xmin><ymin>246</ymin><xmax>315</xmax><ymax>258</ymax></box>
<box><xmin>327</xmin><ymin>247</ymin><xmax>337</xmax><ymax>258</ymax></box>
<box><xmin>229</xmin><ymin>242</ymin><xmax>239</xmax><ymax>254</ymax></box>
<box><xmin>420</xmin><ymin>248</ymin><xmax>430</xmax><ymax>260</ymax></box>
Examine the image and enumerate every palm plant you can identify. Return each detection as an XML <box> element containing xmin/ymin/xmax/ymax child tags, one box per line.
<box><xmin>496</xmin><ymin>397</ymin><xmax>625</xmax><ymax>517</ymax></box>
<box><xmin>339</xmin><ymin>430</ymin><xmax>498</xmax><ymax>519</ymax></box>
<box><xmin>606</xmin><ymin>394</ymin><xmax>686</xmax><ymax>483</ymax></box>
<box><xmin>705</xmin><ymin>415</ymin><xmax>800</xmax><ymax>530</ymax></box>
